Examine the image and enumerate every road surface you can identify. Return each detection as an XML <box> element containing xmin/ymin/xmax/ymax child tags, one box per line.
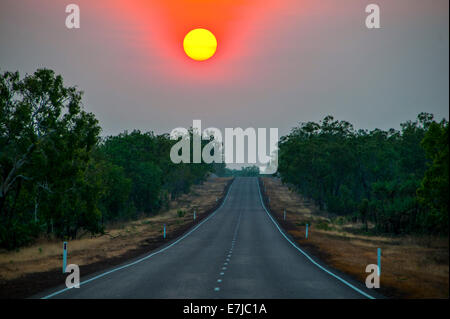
<box><xmin>38</xmin><ymin>177</ymin><xmax>380</xmax><ymax>299</ymax></box>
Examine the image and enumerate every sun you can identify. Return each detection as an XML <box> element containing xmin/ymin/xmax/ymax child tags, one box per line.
<box><xmin>183</xmin><ymin>28</ymin><xmax>217</xmax><ymax>61</ymax></box>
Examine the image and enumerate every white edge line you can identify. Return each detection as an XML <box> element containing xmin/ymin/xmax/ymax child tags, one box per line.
<box><xmin>256</xmin><ymin>179</ymin><xmax>376</xmax><ymax>300</ymax></box>
<box><xmin>41</xmin><ymin>179</ymin><xmax>235</xmax><ymax>299</ymax></box>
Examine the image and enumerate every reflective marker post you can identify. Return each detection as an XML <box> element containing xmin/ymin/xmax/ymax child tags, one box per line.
<box><xmin>163</xmin><ymin>224</ymin><xmax>166</xmax><ymax>239</ymax></box>
<box><xmin>62</xmin><ymin>241</ymin><xmax>67</xmax><ymax>273</ymax></box>
<box><xmin>194</xmin><ymin>210</ymin><xmax>196</xmax><ymax>221</ymax></box>
<box><xmin>305</xmin><ymin>224</ymin><xmax>309</xmax><ymax>239</ymax></box>
<box><xmin>377</xmin><ymin>248</ymin><xmax>381</xmax><ymax>276</ymax></box>
<box><xmin>284</xmin><ymin>210</ymin><xmax>286</xmax><ymax>221</ymax></box>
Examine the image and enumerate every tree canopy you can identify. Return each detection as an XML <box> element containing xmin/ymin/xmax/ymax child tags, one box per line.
<box><xmin>278</xmin><ymin>114</ymin><xmax>448</xmax><ymax>235</ymax></box>
<box><xmin>0</xmin><ymin>69</ymin><xmax>215</xmax><ymax>249</ymax></box>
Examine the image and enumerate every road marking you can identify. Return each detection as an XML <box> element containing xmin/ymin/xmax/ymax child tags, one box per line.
<box><xmin>41</xmin><ymin>179</ymin><xmax>236</xmax><ymax>299</ymax></box>
<box><xmin>256</xmin><ymin>179</ymin><xmax>376</xmax><ymax>300</ymax></box>
<box><xmin>212</xmin><ymin>203</ymin><xmax>242</xmax><ymax>294</ymax></box>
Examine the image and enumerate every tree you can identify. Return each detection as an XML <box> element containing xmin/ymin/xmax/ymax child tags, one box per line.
<box><xmin>417</xmin><ymin>119</ymin><xmax>449</xmax><ymax>234</ymax></box>
<box><xmin>278</xmin><ymin>113</ymin><xmax>447</xmax><ymax>235</ymax></box>
<box><xmin>0</xmin><ymin>68</ymin><xmax>217</xmax><ymax>249</ymax></box>
<box><xmin>0</xmin><ymin>69</ymin><xmax>101</xmax><ymax>247</ymax></box>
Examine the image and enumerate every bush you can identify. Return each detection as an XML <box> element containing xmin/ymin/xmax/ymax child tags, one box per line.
<box><xmin>0</xmin><ymin>220</ymin><xmax>41</xmax><ymax>250</ymax></box>
<box><xmin>316</xmin><ymin>221</ymin><xmax>331</xmax><ymax>231</ymax></box>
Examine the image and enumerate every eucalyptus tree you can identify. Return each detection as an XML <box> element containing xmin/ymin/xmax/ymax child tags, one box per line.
<box><xmin>0</xmin><ymin>69</ymin><xmax>101</xmax><ymax>247</ymax></box>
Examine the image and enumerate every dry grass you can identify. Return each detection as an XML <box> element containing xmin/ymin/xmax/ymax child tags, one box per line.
<box><xmin>261</xmin><ymin>177</ymin><xmax>449</xmax><ymax>299</ymax></box>
<box><xmin>0</xmin><ymin>177</ymin><xmax>232</xmax><ymax>282</ymax></box>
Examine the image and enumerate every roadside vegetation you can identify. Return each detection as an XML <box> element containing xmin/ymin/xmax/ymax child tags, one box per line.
<box><xmin>216</xmin><ymin>165</ymin><xmax>260</xmax><ymax>177</ymax></box>
<box><xmin>0</xmin><ymin>69</ymin><xmax>224</xmax><ymax>250</ymax></box>
<box><xmin>278</xmin><ymin>114</ymin><xmax>448</xmax><ymax>236</ymax></box>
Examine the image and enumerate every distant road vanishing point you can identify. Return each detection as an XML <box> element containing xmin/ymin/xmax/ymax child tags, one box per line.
<box><xmin>38</xmin><ymin>177</ymin><xmax>381</xmax><ymax>299</ymax></box>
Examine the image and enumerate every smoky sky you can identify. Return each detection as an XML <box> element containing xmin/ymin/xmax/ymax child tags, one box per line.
<box><xmin>0</xmin><ymin>0</ymin><xmax>448</xmax><ymax>138</ymax></box>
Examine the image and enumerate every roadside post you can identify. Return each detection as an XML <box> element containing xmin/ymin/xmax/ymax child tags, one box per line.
<box><xmin>305</xmin><ymin>224</ymin><xmax>309</xmax><ymax>239</ymax></box>
<box><xmin>62</xmin><ymin>241</ymin><xmax>67</xmax><ymax>273</ymax></box>
<box><xmin>377</xmin><ymin>248</ymin><xmax>381</xmax><ymax>276</ymax></box>
<box><xmin>163</xmin><ymin>224</ymin><xmax>166</xmax><ymax>239</ymax></box>
<box><xmin>284</xmin><ymin>210</ymin><xmax>286</xmax><ymax>221</ymax></box>
<box><xmin>194</xmin><ymin>210</ymin><xmax>196</xmax><ymax>221</ymax></box>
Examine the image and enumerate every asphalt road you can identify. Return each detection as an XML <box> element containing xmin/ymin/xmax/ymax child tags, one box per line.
<box><xmin>38</xmin><ymin>177</ymin><xmax>380</xmax><ymax>299</ymax></box>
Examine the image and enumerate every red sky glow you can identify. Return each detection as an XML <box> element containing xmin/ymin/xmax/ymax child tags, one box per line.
<box><xmin>105</xmin><ymin>0</ymin><xmax>294</xmax><ymax>84</ymax></box>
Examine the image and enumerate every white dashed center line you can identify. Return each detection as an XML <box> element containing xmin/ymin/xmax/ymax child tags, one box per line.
<box><xmin>213</xmin><ymin>211</ymin><xmax>242</xmax><ymax>292</ymax></box>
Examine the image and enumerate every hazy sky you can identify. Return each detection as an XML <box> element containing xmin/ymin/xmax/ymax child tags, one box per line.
<box><xmin>1</xmin><ymin>0</ymin><xmax>448</xmax><ymax>137</ymax></box>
